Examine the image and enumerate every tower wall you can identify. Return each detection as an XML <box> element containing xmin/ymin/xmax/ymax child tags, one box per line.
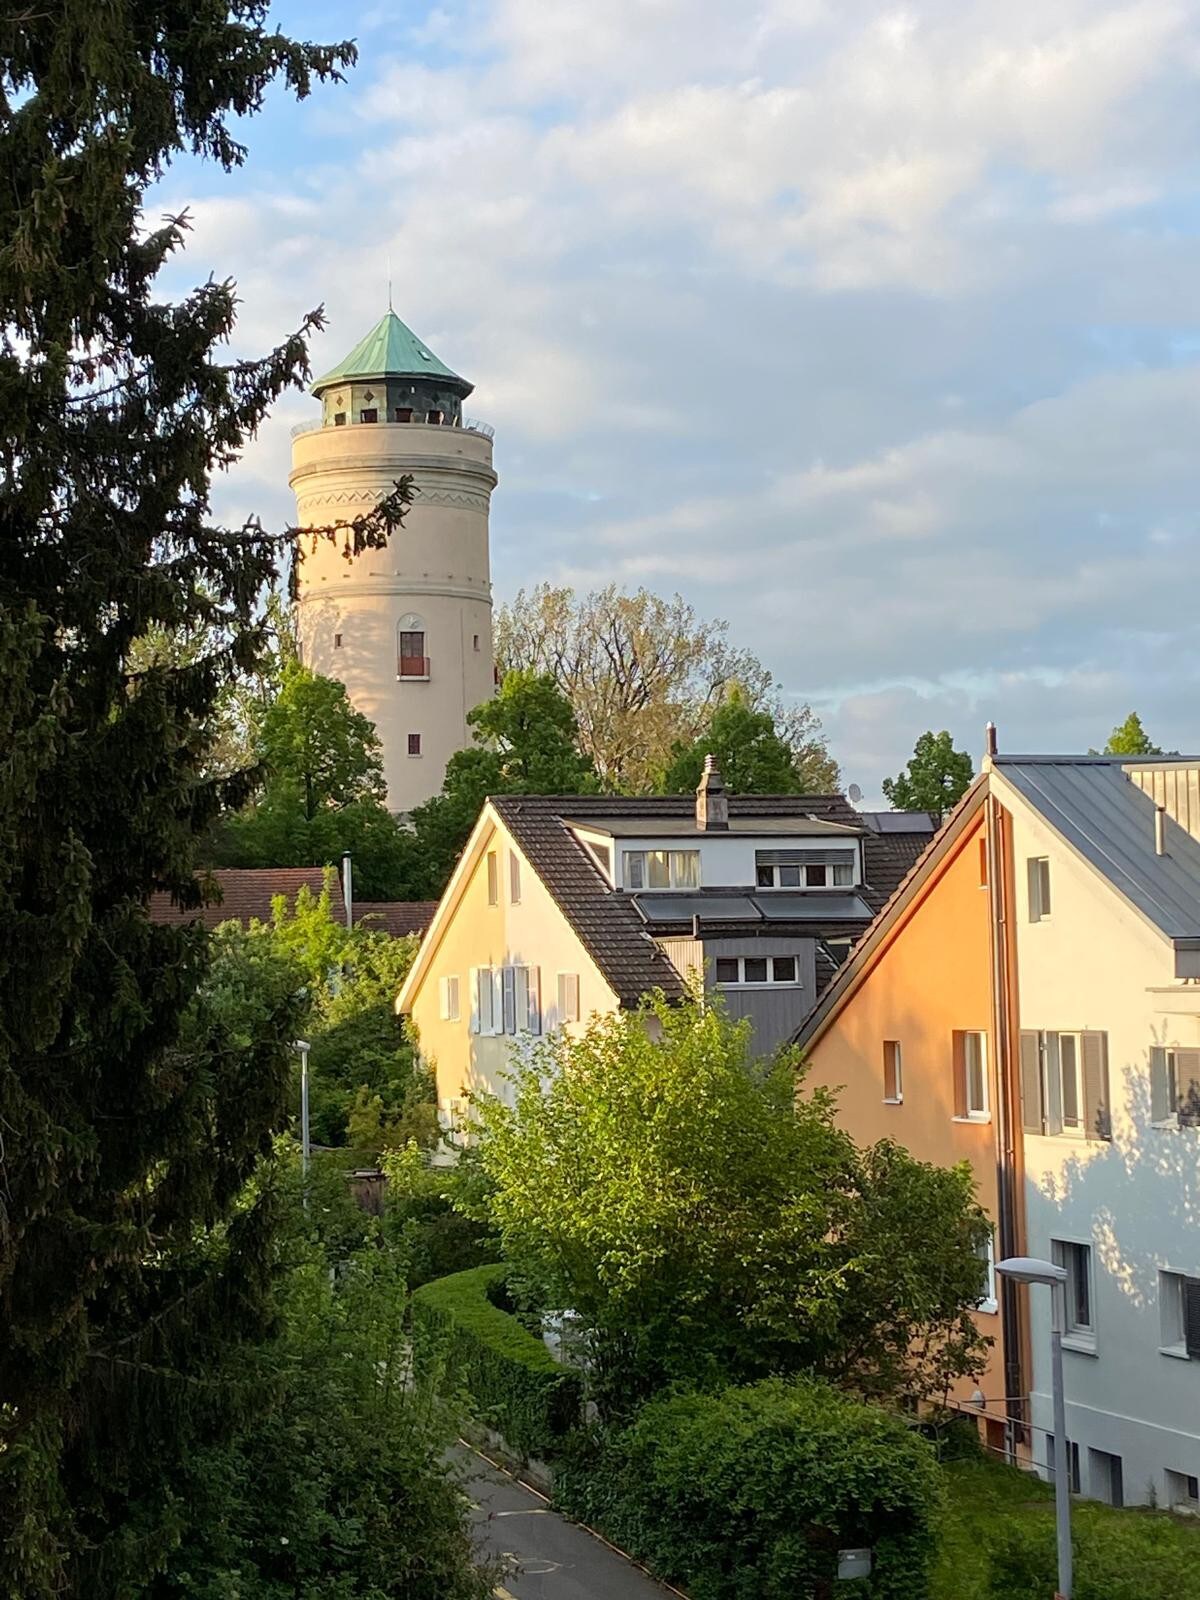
<box><xmin>290</xmin><ymin>420</ymin><xmax>497</xmax><ymax>814</ymax></box>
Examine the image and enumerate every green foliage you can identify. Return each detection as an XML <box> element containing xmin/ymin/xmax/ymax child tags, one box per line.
<box><xmin>261</xmin><ymin>661</ymin><xmax>386</xmax><ymax>819</ymax></box>
<box><xmin>411</xmin><ymin>1265</ymin><xmax>583</xmax><ymax>1460</ymax></box>
<box><xmin>1103</xmin><ymin>711</ymin><xmax>1162</xmax><ymax>756</ymax></box>
<box><xmin>154</xmin><ymin>1156</ymin><xmax>492</xmax><ymax>1600</ymax></box>
<box><xmin>936</xmin><ymin>1458</ymin><xmax>1200</xmax><ymax>1600</ymax></box>
<box><xmin>882</xmin><ymin>730</ymin><xmax>974</xmax><ymax>819</ymax></box>
<box><xmin>409</xmin><ymin>669</ymin><xmax>597</xmax><ymax>891</ymax></box>
<box><xmin>472</xmin><ymin>996</ymin><xmax>991</xmax><ymax>1414</ymax></box>
<box><xmin>379</xmin><ymin>1144</ymin><xmax>500</xmax><ymax>1289</ymax></box>
<box><xmin>664</xmin><ymin>685</ymin><xmax>808</xmax><ymax>793</ymax></box>
<box><xmin>557</xmin><ymin>1378</ymin><xmax>943</xmax><ymax>1600</ymax></box>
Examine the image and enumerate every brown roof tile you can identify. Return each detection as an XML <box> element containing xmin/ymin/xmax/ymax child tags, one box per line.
<box><xmin>354</xmin><ymin>901</ymin><xmax>438</xmax><ymax>939</ymax></box>
<box><xmin>147</xmin><ymin>869</ymin><xmax>436</xmax><ymax>941</ymax></box>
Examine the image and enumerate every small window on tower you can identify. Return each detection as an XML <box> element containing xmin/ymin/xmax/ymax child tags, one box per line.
<box><xmin>408</xmin><ymin>734</ymin><xmax>421</xmax><ymax>757</ymax></box>
<box><xmin>395</xmin><ymin>407</ymin><xmax>413</xmax><ymax>423</ymax></box>
<box><xmin>333</xmin><ymin>412</ymin><xmax>346</xmax><ymax>426</ymax></box>
<box><xmin>473</xmin><ymin>634</ymin><xmax>480</xmax><ymax>652</ymax></box>
<box><xmin>360</xmin><ymin>408</ymin><xmax>378</xmax><ymax>424</ymax></box>
<box><xmin>334</xmin><ymin>633</ymin><xmax>343</xmax><ymax>649</ymax></box>
<box><xmin>426</xmin><ymin>409</ymin><xmax>443</xmax><ymax>426</ymax></box>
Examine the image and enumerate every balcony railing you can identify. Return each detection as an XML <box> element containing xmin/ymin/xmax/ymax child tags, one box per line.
<box><xmin>290</xmin><ymin>416</ymin><xmax>493</xmax><ymax>440</ymax></box>
<box><xmin>397</xmin><ymin>655</ymin><xmax>431</xmax><ymax>680</ymax></box>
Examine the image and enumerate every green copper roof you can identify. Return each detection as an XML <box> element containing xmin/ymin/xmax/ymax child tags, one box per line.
<box><xmin>311</xmin><ymin>310</ymin><xmax>470</xmax><ymax>394</ymax></box>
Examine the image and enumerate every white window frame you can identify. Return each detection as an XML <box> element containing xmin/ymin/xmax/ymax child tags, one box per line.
<box><xmin>1028</xmin><ymin>855</ymin><xmax>1052</xmax><ymax>922</ymax></box>
<box><xmin>623</xmin><ymin>849</ymin><xmax>701</xmax><ymax>891</ymax></box>
<box><xmin>470</xmin><ymin>967</ymin><xmax>503</xmax><ymax>1036</ymax></box>
<box><xmin>977</xmin><ymin>1230</ymin><xmax>998</xmax><ymax>1315</ymax></box>
<box><xmin>883</xmin><ymin>1039</ymin><xmax>903</xmax><ymax>1104</ymax></box>
<box><xmin>712</xmin><ymin>953</ymin><xmax>802</xmax><ymax>989</ymax></box>
<box><xmin>755</xmin><ymin>857</ymin><xmax>855</xmax><ymax>890</ymax></box>
<box><xmin>438</xmin><ymin>975</ymin><xmax>460</xmax><ymax>1023</ymax></box>
<box><xmin>1152</xmin><ymin>1047</ymin><xmax>1200</xmax><ymax>1126</ymax></box>
<box><xmin>1052</xmin><ymin>1238</ymin><xmax>1096</xmax><ymax>1350</ymax></box>
<box><xmin>1159</xmin><ymin>1268</ymin><xmax>1200</xmax><ymax>1360</ymax></box>
<box><xmin>954</xmin><ymin>1031</ymin><xmax>990</xmax><ymax>1121</ymax></box>
<box><xmin>1051</xmin><ymin>1032</ymin><xmax>1086</xmax><ymax>1138</ymax></box>
<box><xmin>1165</xmin><ymin>1468</ymin><xmax>1200</xmax><ymax>1513</ymax></box>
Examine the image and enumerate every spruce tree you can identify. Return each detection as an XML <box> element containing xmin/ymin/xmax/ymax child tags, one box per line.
<box><xmin>0</xmin><ymin>6</ymin><xmax>409</xmax><ymax>1593</ymax></box>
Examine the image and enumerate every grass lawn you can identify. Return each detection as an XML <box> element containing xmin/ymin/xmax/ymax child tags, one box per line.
<box><xmin>936</xmin><ymin>1457</ymin><xmax>1200</xmax><ymax>1599</ymax></box>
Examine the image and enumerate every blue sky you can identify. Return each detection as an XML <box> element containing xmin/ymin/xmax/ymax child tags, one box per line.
<box><xmin>160</xmin><ymin>0</ymin><xmax>1200</xmax><ymax>795</ymax></box>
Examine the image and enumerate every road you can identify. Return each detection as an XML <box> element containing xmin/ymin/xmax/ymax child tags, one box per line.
<box><xmin>455</xmin><ymin>1444</ymin><xmax>677</xmax><ymax>1600</ymax></box>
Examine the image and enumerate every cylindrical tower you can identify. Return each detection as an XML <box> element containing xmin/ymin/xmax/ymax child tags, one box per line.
<box><xmin>289</xmin><ymin>311</ymin><xmax>497</xmax><ymax>814</ymax></box>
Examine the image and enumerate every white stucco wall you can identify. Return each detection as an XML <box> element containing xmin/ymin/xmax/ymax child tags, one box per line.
<box><xmin>604</xmin><ymin>831</ymin><xmax>862</xmax><ymax>890</ymax></box>
<box><xmin>999</xmin><ymin>774</ymin><xmax>1200</xmax><ymax>1507</ymax></box>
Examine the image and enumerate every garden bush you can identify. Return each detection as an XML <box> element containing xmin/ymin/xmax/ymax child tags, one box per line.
<box><xmin>556</xmin><ymin>1377</ymin><xmax>943</xmax><ymax>1600</ymax></box>
<box><xmin>410</xmin><ymin>1264</ymin><xmax>582</xmax><ymax>1460</ymax></box>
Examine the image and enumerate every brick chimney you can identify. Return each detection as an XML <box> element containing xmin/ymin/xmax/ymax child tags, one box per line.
<box><xmin>696</xmin><ymin>754</ymin><xmax>729</xmax><ymax>831</ymax></box>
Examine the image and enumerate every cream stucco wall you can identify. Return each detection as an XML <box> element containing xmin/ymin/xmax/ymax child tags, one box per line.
<box><xmin>998</xmin><ymin>773</ymin><xmax>1200</xmax><ymax>1506</ymax></box>
<box><xmin>803</xmin><ymin>808</ymin><xmax>1009</xmax><ymax>1420</ymax></box>
<box><xmin>403</xmin><ymin>811</ymin><xmax>620</xmax><ymax>1156</ymax></box>
<box><xmin>290</xmin><ymin>420</ymin><xmax>496</xmax><ymax>813</ymax></box>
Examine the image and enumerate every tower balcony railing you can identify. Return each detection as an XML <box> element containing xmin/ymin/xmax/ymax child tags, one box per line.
<box><xmin>397</xmin><ymin>654</ymin><xmax>431</xmax><ymax>681</ymax></box>
<box><xmin>290</xmin><ymin>416</ymin><xmax>493</xmax><ymax>440</ymax></box>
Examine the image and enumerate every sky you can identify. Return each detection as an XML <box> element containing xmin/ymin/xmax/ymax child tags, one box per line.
<box><xmin>159</xmin><ymin>0</ymin><xmax>1200</xmax><ymax>798</ymax></box>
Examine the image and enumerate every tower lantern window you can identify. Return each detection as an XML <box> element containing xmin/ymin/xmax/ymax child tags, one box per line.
<box><xmin>427</xmin><ymin>409</ymin><xmax>443</xmax><ymax>425</ymax></box>
<box><xmin>395</xmin><ymin>407</ymin><xmax>413</xmax><ymax>423</ymax></box>
<box><xmin>360</xmin><ymin>408</ymin><xmax>378</xmax><ymax>424</ymax></box>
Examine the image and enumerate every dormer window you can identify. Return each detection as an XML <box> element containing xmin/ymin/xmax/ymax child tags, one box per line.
<box><xmin>624</xmin><ymin>849</ymin><xmax>700</xmax><ymax>890</ymax></box>
<box><xmin>755</xmin><ymin>849</ymin><xmax>854</xmax><ymax>889</ymax></box>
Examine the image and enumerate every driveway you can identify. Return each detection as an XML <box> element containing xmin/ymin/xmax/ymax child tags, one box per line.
<box><xmin>455</xmin><ymin>1444</ymin><xmax>677</xmax><ymax>1600</ymax></box>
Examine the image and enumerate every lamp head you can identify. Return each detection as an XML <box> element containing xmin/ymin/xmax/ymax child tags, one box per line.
<box><xmin>996</xmin><ymin>1255</ymin><xmax>1067</xmax><ymax>1288</ymax></box>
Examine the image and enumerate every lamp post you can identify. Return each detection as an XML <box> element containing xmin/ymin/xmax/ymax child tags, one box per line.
<box><xmin>293</xmin><ymin>1039</ymin><xmax>311</xmax><ymax>1188</ymax></box>
<box><xmin>997</xmin><ymin>1255</ymin><xmax>1072</xmax><ymax>1600</ymax></box>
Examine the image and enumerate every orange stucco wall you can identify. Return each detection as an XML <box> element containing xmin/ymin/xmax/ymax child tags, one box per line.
<box><xmin>803</xmin><ymin>806</ymin><xmax>1007</xmax><ymax>1416</ymax></box>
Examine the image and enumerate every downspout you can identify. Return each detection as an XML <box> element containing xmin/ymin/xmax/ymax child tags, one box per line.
<box><xmin>984</xmin><ymin>737</ymin><xmax>1023</xmax><ymax>1456</ymax></box>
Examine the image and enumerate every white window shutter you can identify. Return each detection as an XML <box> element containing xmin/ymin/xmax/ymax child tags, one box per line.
<box><xmin>1151</xmin><ymin>1047</ymin><xmax>1171</xmax><ymax>1123</ymax></box>
<box><xmin>469</xmin><ymin>969</ymin><xmax>480</xmax><ymax>1034</ymax></box>
<box><xmin>526</xmin><ymin>967</ymin><xmax>541</xmax><ymax>1035</ymax></box>
<box><xmin>446</xmin><ymin>975</ymin><xmax>460</xmax><ymax>1023</ymax></box>
<box><xmin>500</xmin><ymin>968</ymin><xmax>514</xmax><ymax>1035</ymax></box>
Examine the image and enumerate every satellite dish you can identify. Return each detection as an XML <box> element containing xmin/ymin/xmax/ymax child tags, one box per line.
<box><xmin>848</xmin><ymin>782</ymin><xmax>863</xmax><ymax>804</ymax></box>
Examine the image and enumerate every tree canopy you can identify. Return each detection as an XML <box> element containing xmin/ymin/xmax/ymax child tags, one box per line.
<box><xmin>471</xmin><ymin>995</ymin><xmax>991</xmax><ymax>1415</ymax></box>
<box><xmin>0</xmin><ymin>3</ymin><xmax>417</xmax><ymax>1590</ymax></box>
<box><xmin>1103</xmin><ymin>711</ymin><xmax>1161</xmax><ymax>756</ymax></box>
<box><xmin>882</xmin><ymin>730</ymin><xmax>974</xmax><ymax>819</ymax></box>
<box><xmin>260</xmin><ymin>660</ymin><xmax>387</xmax><ymax>819</ymax></box>
<box><xmin>663</xmin><ymin>685</ymin><xmax>814</xmax><ymax>794</ymax></box>
<box><xmin>495</xmin><ymin>583</ymin><xmax>836</xmax><ymax>793</ymax></box>
<box><xmin>408</xmin><ymin>669</ymin><xmax>597</xmax><ymax>890</ymax></box>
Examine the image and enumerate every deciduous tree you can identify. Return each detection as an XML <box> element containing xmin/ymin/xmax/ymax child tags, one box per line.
<box><xmin>663</xmin><ymin>685</ymin><xmax>821</xmax><ymax>794</ymax></box>
<box><xmin>472</xmin><ymin>996</ymin><xmax>991</xmax><ymax>1415</ymax></box>
<box><xmin>882</xmin><ymin>730</ymin><xmax>974</xmax><ymax>820</ymax></box>
<box><xmin>1103</xmin><ymin>711</ymin><xmax>1161</xmax><ymax>756</ymax></box>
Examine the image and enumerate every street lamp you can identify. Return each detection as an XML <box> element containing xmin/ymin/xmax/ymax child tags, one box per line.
<box><xmin>996</xmin><ymin>1255</ymin><xmax>1072</xmax><ymax>1600</ymax></box>
<box><xmin>293</xmin><ymin>1039</ymin><xmax>311</xmax><ymax>1181</ymax></box>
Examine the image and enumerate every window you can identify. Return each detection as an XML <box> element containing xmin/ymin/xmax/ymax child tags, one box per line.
<box><xmin>1052</xmin><ymin>1240</ymin><xmax>1094</xmax><ymax>1343</ymax></box>
<box><xmin>582</xmin><ymin>838</ymin><xmax>613</xmax><ymax>880</ymax></box>
<box><xmin>1020</xmin><ymin>1031</ymin><xmax>1111</xmax><ymax>1140</ymax></box>
<box><xmin>334</xmin><ymin>632</ymin><xmax>343</xmax><ymax>648</ymax></box>
<box><xmin>360</xmin><ymin>407</ymin><xmax>378</xmax><ymax>423</ymax></box>
<box><xmin>623</xmin><ymin>849</ymin><xmax>700</xmax><ymax>890</ymax></box>
<box><xmin>977</xmin><ymin>1230</ymin><xmax>997</xmax><ymax>1314</ymax></box>
<box><xmin>557</xmin><ymin>972</ymin><xmax>580</xmax><ymax>1025</ymax></box>
<box><xmin>1089</xmin><ymin>1448</ymin><xmax>1123</xmax><ymax>1508</ymax></box>
<box><xmin>1165</xmin><ymin>1469</ymin><xmax>1200</xmax><ymax>1513</ymax></box>
<box><xmin>1159</xmin><ymin>1270</ymin><xmax>1200</xmax><ymax>1358</ymax></box>
<box><xmin>398</xmin><ymin>628</ymin><xmax>427</xmax><ymax>677</ymax></box>
<box><xmin>473</xmin><ymin>634</ymin><xmax>481</xmax><ymax>651</ymax></box>
<box><xmin>1028</xmin><ymin>856</ymin><xmax>1051</xmax><ymax>921</ymax></box>
<box><xmin>438</xmin><ymin>975</ymin><xmax>460</xmax><ymax>1022</ymax></box>
<box><xmin>1151</xmin><ymin>1047</ymin><xmax>1200</xmax><ymax>1125</ymax></box>
<box><xmin>333</xmin><ymin>411</ymin><xmax>346</xmax><ymax>426</ymax></box>
<box><xmin>509</xmin><ymin>850</ymin><xmax>521</xmax><ymax>904</ymax></box>
<box><xmin>713</xmin><ymin>954</ymin><xmax>802</xmax><ymax>987</ymax></box>
<box><xmin>395</xmin><ymin>406</ymin><xmax>413</xmax><ymax>422</ymax></box>
<box><xmin>407</xmin><ymin>733</ymin><xmax>421</xmax><ymax>757</ymax></box>
<box><xmin>486</xmin><ymin>850</ymin><xmax>499</xmax><ymax>905</ymax></box>
<box><xmin>1047</xmin><ymin>1436</ymin><xmax>1081</xmax><ymax>1495</ymax></box>
<box><xmin>953</xmin><ymin>1031</ymin><xmax>989</xmax><ymax>1120</ymax></box>
<box><xmin>426</xmin><ymin>408</ymin><xmax>443</xmax><ymax>425</ymax></box>
<box><xmin>755</xmin><ymin>850</ymin><xmax>855</xmax><ymax>889</ymax></box>
<box><xmin>883</xmin><ymin>1040</ymin><xmax>903</xmax><ymax>1103</ymax></box>
<box><xmin>470</xmin><ymin>966</ymin><xmax>540</xmax><ymax>1036</ymax></box>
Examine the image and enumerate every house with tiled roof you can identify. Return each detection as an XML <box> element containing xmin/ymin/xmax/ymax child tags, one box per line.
<box><xmin>148</xmin><ymin>866</ymin><xmax>435</xmax><ymax>940</ymax></box>
<box><xmin>796</xmin><ymin>739</ymin><xmax>1200</xmax><ymax>1509</ymax></box>
<box><xmin>394</xmin><ymin>760</ymin><xmax>933</xmax><ymax>1150</ymax></box>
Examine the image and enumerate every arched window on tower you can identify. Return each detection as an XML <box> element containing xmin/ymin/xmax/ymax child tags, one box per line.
<box><xmin>397</xmin><ymin>614</ymin><xmax>428</xmax><ymax>679</ymax></box>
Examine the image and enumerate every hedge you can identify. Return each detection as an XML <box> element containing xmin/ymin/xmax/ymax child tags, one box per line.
<box><xmin>410</xmin><ymin>1264</ymin><xmax>582</xmax><ymax>1460</ymax></box>
<box><xmin>556</xmin><ymin>1377</ymin><xmax>943</xmax><ymax>1600</ymax></box>
<box><xmin>986</xmin><ymin>1505</ymin><xmax>1200</xmax><ymax>1599</ymax></box>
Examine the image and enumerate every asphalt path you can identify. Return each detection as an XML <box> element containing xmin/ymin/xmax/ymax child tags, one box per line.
<box><xmin>454</xmin><ymin>1444</ymin><xmax>677</xmax><ymax>1600</ymax></box>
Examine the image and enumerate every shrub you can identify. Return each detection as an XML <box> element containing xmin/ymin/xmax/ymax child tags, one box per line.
<box><xmin>556</xmin><ymin>1378</ymin><xmax>943</xmax><ymax>1600</ymax></box>
<box><xmin>411</xmin><ymin>1265</ymin><xmax>582</xmax><ymax>1460</ymax></box>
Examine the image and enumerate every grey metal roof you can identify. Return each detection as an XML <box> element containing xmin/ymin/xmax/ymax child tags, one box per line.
<box><xmin>993</xmin><ymin>756</ymin><xmax>1200</xmax><ymax>941</ymax></box>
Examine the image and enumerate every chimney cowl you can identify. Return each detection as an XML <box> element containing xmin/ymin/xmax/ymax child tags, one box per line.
<box><xmin>696</xmin><ymin>753</ymin><xmax>729</xmax><ymax>832</ymax></box>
